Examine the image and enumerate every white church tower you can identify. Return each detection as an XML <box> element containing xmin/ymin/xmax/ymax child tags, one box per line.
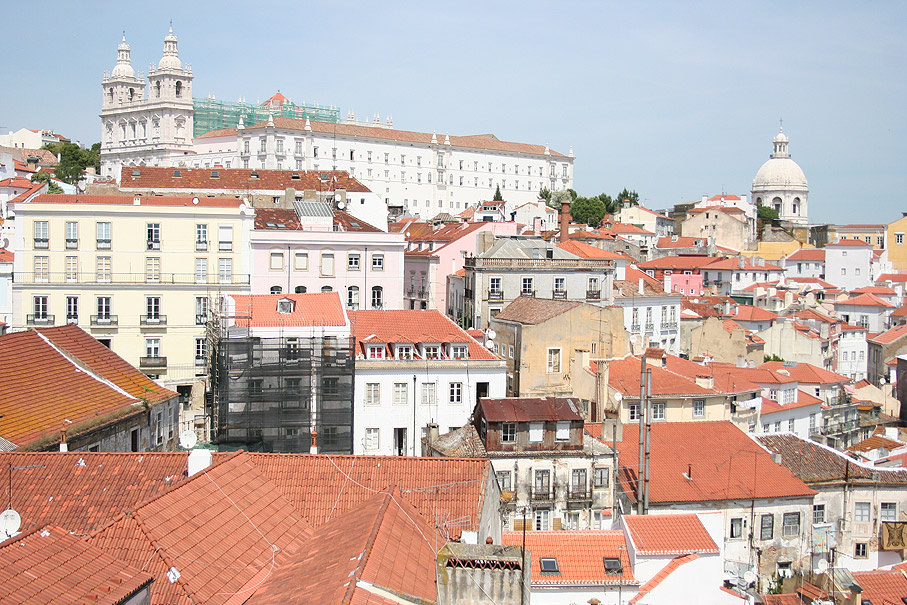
<box><xmin>751</xmin><ymin>126</ymin><xmax>809</xmax><ymax>226</ymax></box>
<box><xmin>100</xmin><ymin>27</ymin><xmax>194</xmax><ymax>181</ymax></box>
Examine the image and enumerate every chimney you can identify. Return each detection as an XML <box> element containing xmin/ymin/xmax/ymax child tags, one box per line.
<box><xmin>188</xmin><ymin>448</ymin><xmax>213</xmax><ymax>476</ymax></box>
<box><xmin>772</xmin><ymin>453</ymin><xmax>782</xmax><ymax>465</ymax></box>
<box><xmin>477</xmin><ymin>230</ymin><xmax>495</xmax><ymax>255</ymax></box>
<box><xmin>723</xmin><ymin>300</ymin><xmax>731</xmax><ymax>316</ymax></box>
<box><xmin>638</xmin><ymin>278</ymin><xmax>644</xmax><ymax>295</ymax></box>
<box><xmin>738</xmin><ymin>256</ymin><xmax>745</xmax><ymax>269</ymax></box>
<box><xmin>59</xmin><ymin>427</ymin><xmax>68</xmax><ymax>452</ymax></box>
<box><xmin>560</xmin><ymin>200</ymin><xmax>571</xmax><ymax>242</ymax></box>
<box><xmin>695</xmin><ymin>374</ymin><xmax>714</xmax><ymax>389</ymax></box>
<box><xmin>736</xmin><ymin>355</ymin><xmax>745</xmax><ymax>368</ymax></box>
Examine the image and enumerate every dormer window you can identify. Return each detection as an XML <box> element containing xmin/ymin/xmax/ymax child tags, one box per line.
<box><xmin>367</xmin><ymin>345</ymin><xmax>385</xmax><ymax>359</ymax></box>
<box><xmin>451</xmin><ymin>344</ymin><xmax>468</xmax><ymax>359</ymax></box>
<box><xmin>424</xmin><ymin>344</ymin><xmax>441</xmax><ymax>360</ymax></box>
<box><xmin>277</xmin><ymin>298</ymin><xmax>294</xmax><ymax>314</ymax></box>
<box><xmin>396</xmin><ymin>345</ymin><xmax>413</xmax><ymax>360</ymax></box>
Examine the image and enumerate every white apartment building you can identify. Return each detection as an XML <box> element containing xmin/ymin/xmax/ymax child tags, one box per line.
<box><xmin>825</xmin><ymin>239</ymin><xmax>874</xmax><ymax>291</ymax></box>
<box><xmin>11</xmin><ymin>193</ymin><xmax>254</xmax><ymax>389</ymax></box>
<box><xmin>350</xmin><ymin>310</ymin><xmax>506</xmax><ymax>456</ymax></box>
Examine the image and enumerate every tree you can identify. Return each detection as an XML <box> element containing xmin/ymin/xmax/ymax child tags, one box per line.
<box><xmin>764</xmin><ymin>353</ymin><xmax>784</xmax><ymax>363</ymax></box>
<box><xmin>41</xmin><ymin>142</ymin><xmax>100</xmax><ymax>185</ymax></box>
<box><xmin>493</xmin><ymin>185</ymin><xmax>503</xmax><ymax>201</ymax></box>
<box><xmin>539</xmin><ymin>187</ymin><xmax>552</xmax><ymax>205</ymax></box>
<box><xmin>30</xmin><ymin>171</ymin><xmax>63</xmax><ymax>194</ymax></box>
<box><xmin>614</xmin><ymin>188</ymin><xmax>640</xmax><ymax>208</ymax></box>
<box><xmin>757</xmin><ymin>205</ymin><xmax>779</xmax><ymax>223</ymax></box>
<box><xmin>570</xmin><ymin>196</ymin><xmax>607</xmax><ymax>227</ymax></box>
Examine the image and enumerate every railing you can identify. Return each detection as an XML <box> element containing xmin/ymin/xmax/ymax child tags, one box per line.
<box><xmin>34</xmin><ymin>238</ymin><xmax>48</xmax><ymax>249</ymax></box>
<box><xmin>139</xmin><ymin>356</ymin><xmax>167</xmax><ymax>369</ymax></box>
<box><xmin>552</xmin><ymin>290</ymin><xmax>567</xmax><ymax>300</ymax></box>
<box><xmin>91</xmin><ymin>315</ymin><xmax>118</xmax><ymax>326</ymax></box>
<box><xmin>147</xmin><ymin>240</ymin><xmax>161</xmax><ymax>250</ymax></box>
<box><xmin>630</xmin><ymin>323</ymin><xmax>640</xmax><ymax>332</ymax></box>
<box><xmin>66</xmin><ymin>314</ymin><xmax>79</xmax><ymax>324</ymax></box>
<box><xmin>407</xmin><ymin>288</ymin><xmax>415</xmax><ymax>297</ymax></box>
<box><xmin>487</xmin><ymin>290</ymin><xmax>504</xmax><ymax>301</ymax></box>
<box><xmin>196</xmin><ymin>314</ymin><xmax>208</xmax><ymax>326</ymax></box>
<box><xmin>521</xmin><ymin>289</ymin><xmax>536</xmax><ymax>297</ymax></box>
<box><xmin>645</xmin><ymin>322</ymin><xmax>655</xmax><ymax>331</ymax></box>
<box><xmin>586</xmin><ymin>289</ymin><xmax>601</xmax><ymax>300</ymax></box>
<box><xmin>219</xmin><ymin>241</ymin><xmax>233</xmax><ymax>252</ymax></box>
<box><xmin>466</xmin><ymin>258</ymin><xmax>613</xmax><ymax>270</ymax></box>
<box><xmin>140</xmin><ymin>315</ymin><xmax>168</xmax><ymax>326</ymax></box>
<box><xmin>662</xmin><ymin>321</ymin><xmax>678</xmax><ymax>330</ymax></box>
<box><xmin>16</xmin><ymin>272</ymin><xmax>251</xmax><ymax>286</ymax></box>
<box><xmin>195</xmin><ymin>241</ymin><xmax>208</xmax><ymax>251</ymax></box>
<box><xmin>65</xmin><ymin>239</ymin><xmax>78</xmax><ymax>249</ymax></box>
<box><xmin>418</xmin><ymin>289</ymin><xmax>427</xmax><ymax>298</ymax></box>
<box><xmin>27</xmin><ymin>314</ymin><xmax>54</xmax><ymax>325</ymax></box>
<box><xmin>195</xmin><ymin>356</ymin><xmax>206</xmax><ymax>367</ymax></box>
<box><xmin>96</xmin><ymin>239</ymin><xmax>111</xmax><ymax>249</ymax></box>
<box><xmin>567</xmin><ymin>485</ymin><xmax>591</xmax><ymax>501</ymax></box>
<box><xmin>530</xmin><ymin>486</ymin><xmax>554</xmax><ymax>501</ymax></box>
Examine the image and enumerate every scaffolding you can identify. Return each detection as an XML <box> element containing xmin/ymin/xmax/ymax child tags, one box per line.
<box><xmin>207</xmin><ymin>321</ymin><xmax>354</xmax><ymax>454</ymax></box>
<box><xmin>193</xmin><ymin>97</ymin><xmax>341</xmax><ymax>138</ymax></box>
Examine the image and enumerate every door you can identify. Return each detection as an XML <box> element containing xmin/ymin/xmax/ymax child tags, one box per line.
<box><xmin>476</xmin><ymin>382</ymin><xmax>489</xmax><ymax>402</ymax></box>
<box><xmin>393</xmin><ymin>428</ymin><xmax>407</xmax><ymax>456</ymax></box>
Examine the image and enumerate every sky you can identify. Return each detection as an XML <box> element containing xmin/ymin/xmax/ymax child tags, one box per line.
<box><xmin>2</xmin><ymin>1</ymin><xmax>904</xmax><ymax>224</ymax></box>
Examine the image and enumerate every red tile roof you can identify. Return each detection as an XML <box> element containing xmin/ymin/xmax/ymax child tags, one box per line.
<box><xmin>847</xmin><ymin>434</ymin><xmax>904</xmax><ymax>453</ymax></box>
<box><xmin>622</xmin><ymin>513</ymin><xmax>719</xmax><ymax>555</ymax></box>
<box><xmin>0</xmin><ymin>326</ymin><xmax>176</xmax><ymax>449</ymax></box>
<box><xmin>759</xmin><ymin>361</ymin><xmax>848</xmax><ymax>385</ymax></box>
<box><xmin>638</xmin><ymin>255</ymin><xmax>715</xmax><ymax>271</ymax></box>
<box><xmin>502</xmin><ymin>530</ymin><xmax>637</xmax><ymax>586</ymax></box>
<box><xmin>406</xmin><ymin>220</ymin><xmax>486</xmax><ymax>244</ymax></box>
<box><xmin>243</xmin><ymin>116</ymin><xmax>569</xmax><ymax>157</ymax></box>
<box><xmin>27</xmin><ymin>193</ymin><xmax>246</xmax><ymax>207</ymax></box>
<box><xmin>0</xmin><ymin>525</ymin><xmax>154</xmax><ymax>604</ymax></box>
<box><xmin>707</xmin><ymin>194</ymin><xmax>742</xmax><ymax>201</ymax></box>
<box><xmin>0</xmin><ymin>249</ymin><xmax>13</xmax><ymax>262</ymax></box>
<box><xmin>492</xmin><ymin>296</ymin><xmax>584</xmax><ymax>325</ymax></box>
<box><xmin>760</xmin><ymin>390</ymin><xmax>823</xmax><ymax>415</ymax></box>
<box><xmin>557</xmin><ymin>239</ymin><xmax>627</xmax><ymax>259</ymax></box>
<box><xmin>870</xmin><ymin>324</ymin><xmax>907</xmax><ymax>344</ymax></box>
<box><xmin>230</xmin><ymin>292</ymin><xmax>349</xmax><ymax>328</ymax></box>
<box><xmin>835</xmin><ymin>293</ymin><xmax>896</xmax><ymax>308</ymax></box>
<box><xmin>629</xmin><ymin>553</ymin><xmax>699</xmax><ymax>603</ymax></box>
<box><xmin>597</xmin><ymin>222</ymin><xmax>655</xmax><ymax>235</ymax></box>
<box><xmin>607</xmin><ymin>356</ymin><xmax>715</xmax><ymax>397</ymax></box>
<box><xmin>254</xmin><ymin>207</ymin><xmax>381</xmax><ymax>232</ymax></box>
<box><xmin>120</xmin><ymin>166</ymin><xmax>372</xmax><ymax>193</ymax></box>
<box><xmin>851</xmin><ymin>569</ymin><xmax>907</xmax><ymax>605</ymax></box>
<box><xmin>688</xmin><ymin>205</ymin><xmax>745</xmax><ymax>215</ymax></box>
<box><xmin>877</xmin><ymin>273</ymin><xmax>907</xmax><ymax>283</ymax></box>
<box><xmin>785</xmin><ymin>248</ymin><xmax>825</xmax><ymax>262</ymax></box>
<box><xmin>615</xmin><ymin>422</ymin><xmax>815</xmax><ymax>504</ymax></box>
<box><xmin>480</xmin><ymin>397</ymin><xmax>584</xmax><ymax>422</ymax></box>
<box><xmin>733</xmin><ymin>305</ymin><xmax>778</xmax><ymax>322</ymax></box>
<box><xmin>704</xmin><ymin>257</ymin><xmax>784</xmax><ymax>272</ymax></box>
<box><xmin>86</xmin><ymin>452</ymin><xmax>314</xmax><ymax>605</ymax></box>
<box><xmin>852</xmin><ymin>286</ymin><xmax>897</xmax><ymax>296</ymax></box>
<box><xmin>350</xmin><ymin>309</ymin><xmax>496</xmax><ymax>360</ymax></box>
<box><xmin>249</xmin><ymin>488</ymin><xmax>440</xmax><ymax>604</ymax></box>
<box><xmin>826</xmin><ymin>238</ymin><xmax>873</xmax><ymax>246</ymax></box>
<box><xmin>761</xmin><ymin>594</ymin><xmax>803</xmax><ymax>605</ymax></box>
<box><xmin>656</xmin><ymin>236</ymin><xmax>707</xmax><ymax>248</ymax></box>
<box><xmin>0</xmin><ymin>451</ymin><xmax>191</xmax><ymax>533</ymax></box>
<box><xmin>225</xmin><ymin>453</ymin><xmax>493</xmax><ymax>536</ymax></box>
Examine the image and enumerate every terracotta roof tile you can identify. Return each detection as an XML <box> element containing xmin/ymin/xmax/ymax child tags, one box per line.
<box><xmin>638</xmin><ymin>255</ymin><xmax>715</xmax><ymax>270</ymax></box>
<box><xmin>0</xmin><ymin>525</ymin><xmax>154</xmax><ymax>604</ymax></box>
<box><xmin>350</xmin><ymin>309</ymin><xmax>496</xmax><ymax>360</ymax></box>
<box><xmin>760</xmin><ymin>390</ymin><xmax>823</xmax><ymax>415</ymax></box>
<box><xmin>656</xmin><ymin>236</ymin><xmax>707</xmax><ymax>248</ymax></box>
<box><xmin>557</xmin><ymin>239</ymin><xmax>627</xmax><ymax>259</ymax></box>
<box><xmin>761</xmin><ymin>594</ymin><xmax>804</xmax><ymax>605</ymax></box>
<box><xmin>493</xmin><ymin>296</ymin><xmax>583</xmax><ymax>325</ymax></box>
<box><xmin>629</xmin><ymin>553</ymin><xmax>699</xmax><ymax>603</ymax></box>
<box><xmin>870</xmin><ymin>324</ymin><xmax>907</xmax><ymax>344</ymax></box>
<box><xmin>502</xmin><ymin>531</ymin><xmax>636</xmax><ymax>586</ymax></box>
<box><xmin>847</xmin><ymin>434</ymin><xmax>904</xmax><ymax>453</ymax></box>
<box><xmin>826</xmin><ymin>238</ymin><xmax>873</xmax><ymax>246</ymax></box>
<box><xmin>785</xmin><ymin>248</ymin><xmax>825</xmax><ymax>262</ymax></box>
<box><xmin>616</xmin><ymin>422</ymin><xmax>815</xmax><ymax>504</ymax></box>
<box><xmin>835</xmin><ymin>293</ymin><xmax>896</xmax><ymax>308</ymax></box>
<box><xmin>732</xmin><ymin>305</ymin><xmax>778</xmax><ymax>321</ymax></box>
<box><xmin>607</xmin><ymin>356</ymin><xmax>715</xmax><ymax>397</ymax></box>
<box><xmin>230</xmin><ymin>292</ymin><xmax>348</xmax><ymax>327</ymax></box>
<box><xmin>0</xmin><ymin>249</ymin><xmax>13</xmax><ymax>262</ymax></box>
<box><xmin>481</xmin><ymin>397</ymin><xmax>583</xmax><ymax>422</ymax></box>
<box><xmin>759</xmin><ymin>361</ymin><xmax>848</xmax><ymax>385</ymax></box>
<box><xmin>877</xmin><ymin>273</ymin><xmax>907</xmax><ymax>283</ymax></box>
<box><xmin>121</xmin><ymin>166</ymin><xmax>372</xmax><ymax>193</ymax></box>
<box><xmin>623</xmin><ymin>513</ymin><xmax>719</xmax><ymax>555</ymax></box>
<box><xmin>852</xmin><ymin>286</ymin><xmax>897</xmax><ymax>296</ymax></box>
<box><xmin>851</xmin><ymin>569</ymin><xmax>907</xmax><ymax>604</ymax></box>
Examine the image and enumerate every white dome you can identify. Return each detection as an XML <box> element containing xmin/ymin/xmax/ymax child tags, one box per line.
<box><xmin>111</xmin><ymin>35</ymin><xmax>136</xmax><ymax>78</ymax></box>
<box><xmin>157</xmin><ymin>26</ymin><xmax>182</xmax><ymax>70</ymax></box>
<box><xmin>753</xmin><ymin>157</ymin><xmax>807</xmax><ymax>190</ymax></box>
<box><xmin>773</xmin><ymin>129</ymin><xmax>789</xmax><ymax>144</ymax></box>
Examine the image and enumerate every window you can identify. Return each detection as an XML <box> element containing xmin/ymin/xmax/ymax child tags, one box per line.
<box><xmin>270</xmin><ymin>251</ymin><xmax>284</xmax><ymax>270</ymax></box>
<box><xmin>421</xmin><ymin>382</ymin><xmax>436</xmax><ymax>405</ymax></box>
<box><xmin>881</xmin><ymin>502</ymin><xmax>897</xmax><ymax>522</ymax></box>
<box><xmin>396</xmin><ymin>345</ymin><xmax>413</xmax><ymax>360</ymax></box>
<box><xmin>449</xmin><ymin>382</ymin><xmax>463</xmax><ymax>404</ymax></box>
<box><xmin>788</xmin><ymin>419</ymin><xmax>795</xmax><ymax>432</ymax></box>
<box><xmin>628</xmin><ymin>404</ymin><xmax>640</xmax><ymax>421</ymax></box>
<box><xmin>547</xmin><ymin>348</ymin><xmax>561</xmax><ymax>373</ymax></box>
<box><xmin>371</xmin><ymin>286</ymin><xmax>383</xmax><ymax>309</ymax></box>
<box><xmin>145</xmin><ymin>338</ymin><xmax>161</xmax><ymax>358</ymax></box>
<box><xmin>760</xmin><ymin>514</ymin><xmax>774</xmax><ymax>540</ymax></box>
<box><xmin>65</xmin><ymin>296</ymin><xmax>78</xmax><ymax>322</ymax></box>
<box><xmin>423</xmin><ymin>345</ymin><xmax>441</xmax><ymax>359</ymax></box>
<box><xmin>555</xmin><ymin>421</ymin><xmax>570</xmax><ymax>441</ymax></box>
<box><xmin>367</xmin><ymin>345</ymin><xmax>384</xmax><ymax>359</ymax></box>
<box><xmin>529</xmin><ymin>422</ymin><xmax>544</xmax><ymax>442</ymax></box>
<box><xmin>489</xmin><ymin>276</ymin><xmax>502</xmax><ymax>294</ymax></box>
<box><xmin>652</xmin><ymin>402</ymin><xmax>666</xmax><ymax>420</ymax></box>
<box><xmin>65</xmin><ymin>256</ymin><xmax>78</xmax><ymax>282</ymax></box>
<box><xmin>218</xmin><ymin>258</ymin><xmax>232</xmax><ymax>283</ymax></box>
<box><xmin>320</xmin><ymin>253</ymin><xmax>334</xmax><ymax>276</ymax></box>
<box><xmin>195</xmin><ymin>296</ymin><xmax>209</xmax><ymax>325</ymax></box>
<box><xmin>371</xmin><ymin>253</ymin><xmax>384</xmax><ymax>271</ymax></box>
<box><xmin>501</xmin><ymin>422</ymin><xmax>516</xmax><ymax>443</ymax></box>
<box><xmin>293</xmin><ymin>251</ymin><xmax>309</xmax><ymax>271</ymax></box>
<box><xmin>347</xmin><ymin>286</ymin><xmax>359</xmax><ymax>310</ymax></box>
<box><xmin>96</xmin><ymin>222</ymin><xmax>111</xmax><ymax>249</ymax></box>
<box><xmin>218</xmin><ymin>225</ymin><xmax>233</xmax><ymax>251</ymax></box>
<box><xmin>146</xmin><ymin>223</ymin><xmax>161</xmax><ymax>249</ymax></box>
<box><xmin>195</xmin><ymin>258</ymin><xmax>207</xmax><ymax>283</ymax></box>
<box><xmin>813</xmin><ymin>504</ymin><xmax>826</xmax><ymax>524</ymax></box>
<box><xmin>693</xmin><ymin>399</ymin><xmax>705</xmax><ymax>418</ymax></box>
<box><xmin>496</xmin><ymin>471</ymin><xmax>512</xmax><ymax>491</ymax></box>
<box><xmin>571</xmin><ymin>468</ymin><xmax>587</xmax><ymax>491</ymax></box>
<box><xmin>594</xmin><ymin>467</ymin><xmax>609</xmax><ymax>488</ymax></box>
<box><xmin>348</xmin><ymin>252</ymin><xmax>360</xmax><ymax>271</ymax></box>
<box><xmin>730</xmin><ymin>517</ymin><xmax>743</xmax><ymax>539</ymax></box>
<box><xmin>451</xmin><ymin>344</ymin><xmax>468</xmax><ymax>359</ymax></box>
<box><xmin>521</xmin><ymin>276</ymin><xmax>534</xmax><ymax>295</ymax></box>
<box><xmin>33</xmin><ymin>221</ymin><xmax>48</xmax><ymax>248</ymax></box>
<box><xmin>897</xmin><ymin>233</ymin><xmax>904</xmax><ymax>245</ymax></box>
<box><xmin>855</xmin><ymin>501</ymin><xmax>871</xmax><ymax>523</ymax></box>
<box><xmin>508</xmin><ymin>345</ymin><xmax>514</xmax><ymax>359</ymax></box>
<box><xmin>33</xmin><ymin>256</ymin><xmax>49</xmax><ymax>282</ymax></box>
<box><xmin>365</xmin><ymin>383</ymin><xmax>380</xmax><ymax>405</ymax></box>
<box><xmin>195</xmin><ymin>337</ymin><xmax>207</xmax><ymax>363</ymax></box>
<box><xmin>65</xmin><ymin>221</ymin><xmax>78</xmax><ymax>248</ymax></box>
<box><xmin>365</xmin><ymin>428</ymin><xmax>379</xmax><ymax>451</ymax></box>
<box><xmin>145</xmin><ymin>296</ymin><xmax>161</xmax><ymax>320</ymax></box>
<box><xmin>782</xmin><ymin>512</ymin><xmax>800</xmax><ymax>537</ymax></box>
<box><xmin>554</xmin><ymin>276</ymin><xmax>566</xmax><ymax>293</ymax></box>
<box><xmin>854</xmin><ymin>542</ymin><xmax>868</xmax><ymax>558</ymax></box>
<box><xmin>393</xmin><ymin>383</ymin><xmax>408</xmax><ymax>406</ymax></box>
<box><xmin>534</xmin><ymin>510</ymin><xmax>550</xmax><ymax>531</ymax></box>
<box><xmin>145</xmin><ymin>257</ymin><xmax>161</xmax><ymax>282</ymax></box>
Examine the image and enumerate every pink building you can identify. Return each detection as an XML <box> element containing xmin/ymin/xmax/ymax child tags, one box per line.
<box><xmin>667</xmin><ymin>273</ymin><xmax>704</xmax><ymax>296</ymax></box>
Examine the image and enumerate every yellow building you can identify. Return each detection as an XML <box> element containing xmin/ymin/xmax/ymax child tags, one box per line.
<box><xmin>836</xmin><ymin>224</ymin><xmax>887</xmax><ymax>249</ymax></box>
<box><xmin>11</xmin><ymin>194</ymin><xmax>254</xmax><ymax>390</ymax></box>
<box><xmin>887</xmin><ymin>214</ymin><xmax>907</xmax><ymax>270</ymax></box>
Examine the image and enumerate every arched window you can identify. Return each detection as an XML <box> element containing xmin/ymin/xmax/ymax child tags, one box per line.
<box><xmin>321</xmin><ymin>286</ymin><xmax>333</xmax><ymax>293</ymax></box>
<box><xmin>772</xmin><ymin>197</ymin><xmax>782</xmax><ymax>213</ymax></box>
<box><xmin>371</xmin><ymin>286</ymin><xmax>383</xmax><ymax>309</ymax></box>
<box><xmin>175</xmin><ymin>81</ymin><xmax>182</xmax><ymax>98</ymax></box>
<box><xmin>270</xmin><ymin>286</ymin><xmax>282</xmax><ymax>294</ymax></box>
<box><xmin>294</xmin><ymin>285</ymin><xmax>306</xmax><ymax>293</ymax></box>
<box><xmin>755</xmin><ymin>197</ymin><xmax>762</xmax><ymax>205</ymax></box>
<box><xmin>108</xmin><ymin>88</ymin><xmax>113</xmax><ymax>102</ymax></box>
<box><xmin>155</xmin><ymin>81</ymin><xmax>161</xmax><ymax>98</ymax></box>
<box><xmin>347</xmin><ymin>286</ymin><xmax>360</xmax><ymax>310</ymax></box>
<box><xmin>128</xmin><ymin>88</ymin><xmax>134</xmax><ymax>101</ymax></box>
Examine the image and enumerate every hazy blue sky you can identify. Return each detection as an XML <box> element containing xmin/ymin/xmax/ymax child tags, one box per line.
<box><xmin>2</xmin><ymin>1</ymin><xmax>904</xmax><ymax>224</ymax></box>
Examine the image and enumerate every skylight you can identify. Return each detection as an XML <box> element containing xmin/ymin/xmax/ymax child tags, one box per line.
<box><xmin>603</xmin><ymin>557</ymin><xmax>622</xmax><ymax>574</ymax></box>
<box><xmin>539</xmin><ymin>558</ymin><xmax>559</xmax><ymax>573</ymax></box>
<box><xmin>172</xmin><ymin>169</ymin><xmax>181</xmax><ymax>177</ymax></box>
<box><xmin>277</xmin><ymin>298</ymin><xmax>294</xmax><ymax>314</ymax></box>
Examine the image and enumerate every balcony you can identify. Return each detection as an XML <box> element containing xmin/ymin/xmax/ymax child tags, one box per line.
<box><xmin>218</xmin><ymin>241</ymin><xmax>233</xmax><ymax>252</ymax></box>
<box><xmin>27</xmin><ymin>314</ymin><xmax>54</xmax><ymax>325</ymax></box>
<box><xmin>15</xmin><ymin>272</ymin><xmax>251</xmax><ymax>286</ymax></box>
<box><xmin>662</xmin><ymin>321</ymin><xmax>678</xmax><ymax>330</ymax></box>
<box><xmin>196</xmin><ymin>314</ymin><xmax>208</xmax><ymax>326</ymax></box>
<box><xmin>65</xmin><ymin>238</ymin><xmax>78</xmax><ymax>249</ymax></box>
<box><xmin>96</xmin><ymin>239</ymin><xmax>111</xmax><ymax>249</ymax></box>
<box><xmin>195</xmin><ymin>240</ymin><xmax>208</xmax><ymax>251</ymax></box>
<box><xmin>140</xmin><ymin>315</ymin><xmax>168</xmax><ymax>326</ymax></box>
<box><xmin>530</xmin><ymin>485</ymin><xmax>554</xmax><ymax>502</ymax></box>
<box><xmin>146</xmin><ymin>240</ymin><xmax>161</xmax><ymax>250</ymax></box>
<box><xmin>195</xmin><ymin>355</ymin><xmax>206</xmax><ymax>367</ymax></box>
<box><xmin>630</xmin><ymin>323</ymin><xmax>640</xmax><ymax>332</ymax></box>
<box><xmin>487</xmin><ymin>289</ymin><xmax>504</xmax><ymax>301</ymax></box>
<box><xmin>586</xmin><ymin>289</ymin><xmax>601</xmax><ymax>300</ymax></box>
<box><xmin>407</xmin><ymin>288</ymin><xmax>416</xmax><ymax>297</ymax></box>
<box><xmin>645</xmin><ymin>322</ymin><xmax>655</xmax><ymax>331</ymax></box>
<box><xmin>91</xmin><ymin>315</ymin><xmax>118</xmax><ymax>326</ymax></box>
<box><xmin>552</xmin><ymin>290</ymin><xmax>567</xmax><ymax>300</ymax></box>
<box><xmin>34</xmin><ymin>238</ymin><xmax>49</xmax><ymax>249</ymax></box>
<box><xmin>567</xmin><ymin>485</ymin><xmax>592</xmax><ymax>502</ymax></box>
<box><xmin>520</xmin><ymin>289</ymin><xmax>536</xmax><ymax>298</ymax></box>
<box><xmin>139</xmin><ymin>356</ymin><xmax>167</xmax><ymax>369</ymax></box>
<box><xmin>66</xmin><ymin>314</ymin><xmax>79</xmax><ymax>324</ymax></box>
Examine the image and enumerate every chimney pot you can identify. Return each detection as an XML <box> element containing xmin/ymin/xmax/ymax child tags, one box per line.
<box><xmin>560</xmin><ymin>201</ymin><xmax>571</xmax><ymax>242</ymax></box>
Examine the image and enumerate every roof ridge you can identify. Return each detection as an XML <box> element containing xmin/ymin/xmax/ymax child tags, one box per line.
<box><xmin>129</xmin><ymin>509</ymin><xmax>197</xmax><ymax>601</ymax></box>
<box><xmin>343</xmin><ymin>490</ymin><xmax>395</xmax><ymax>604</ymax></box>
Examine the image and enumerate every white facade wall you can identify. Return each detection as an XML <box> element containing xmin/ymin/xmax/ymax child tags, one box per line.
<box><xmin>835</xmin><ymin>303</ymin><xmax>888</xmax><ymax>333</ymax></box>
<box><xmin>757</xmin><ymin>406</ymin><xmax>820</xmax><ymax>440</ymax></box>
<box><xmin>825</xmin><ymin>245</ymin><xmax>873</xmax><ymax>291</ymax></box>
<box><xmin>615</xmin><ymin>296</ymin><xmax>682</xmax><ymax>355</ymax></box>
<box><xmin>705</xmin><ymin>267</ymin><xmax>785</xmax><ymax>295</ymax></box>
<box><xmin>784</xmin><ymin>258</ymin><xmax>825</xmax><ymax>280</ymax></box>
<box><xmin>353</xmin><ymin>361</ymin><xmax>506</xmax><ymax>456</ymax></box>
<box><xmin>838</xmin><ymin>330</ymin><xmax>869</xmax><ymax>380</ymax></box>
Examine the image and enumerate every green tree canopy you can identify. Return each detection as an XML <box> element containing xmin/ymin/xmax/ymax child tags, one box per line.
<box><xmin>757</xmin><ymin>205</ymin><xmax>779</xmax><ymax>223</ymax></box>
<box><xmin>539</xmin><ymin>187</ymin><xmax>552</xmax><ymax>205</ymax></box>
<box><xmin>570</xmin><ymin>196</ymin><xmax>607</xmax><ymax>227</ymax></box>
<box><xmin>41</xmin><ymin>142</ymin><xmax>100</xmax><ymax>185</ymax></box>
<box><xmin>30</xmin><ymin>171</ymin><xmax>63</xmax><ymax>193</ymax></box>
<box><xmin>614</xmin><ymin>188</ymin><xmax>640</xmax><ymax>207</ymax></box>
<box><xmin>493</xmin><ymin>185</ymin><xmax>503</xmax><ymax>201</ymax></box>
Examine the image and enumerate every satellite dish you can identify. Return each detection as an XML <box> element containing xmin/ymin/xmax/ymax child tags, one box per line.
<box><xmin>485</xmin><ymin>339</ymin><xmax>495</xmax><ymax>350</ymax></box>
<box><xmin>179</xmin><ymin>430</ymin><xmax>198</xmax><ymax>450</ymax></box>
<box><xmin>629</xmin><ymin>335</ymin><xmax>638</xmax><ymax>344</ymax></box>
<box><xmin>337</xmin><ymin>201</ymin><xmax>346</xmax><ymax>210</ymax></box>
<box><xmin>192</xmin><ymin>197</ymin><xmax>199</xmax><ymax>205</ymax></box>
<box><xmin>743</xmin><ymin>570</ymin><xmax>757</xmax><ymax>585</ymax></box>
<box><xmin>485</xmin><ymin>329</ymin><xmax>497</xmax><ymax>340</ymax></box>
<box><xmin>614</xmin><ymin>392</ymin><xmax>623</xmax><ymax>402</ymax></box>
<box><xmin>334</xmin><ymin>193</ymin><xmax>342</xmax><ymax>201</ymax></box>
<box><xmin>817</xmin><ymin>559</ymin><xmax>828</xmax><ymax>573</ymax></box>
<box><xmin>0</xmin><ymin>509</ymin><xmax>21</xmax><ymax>538</ymax></box>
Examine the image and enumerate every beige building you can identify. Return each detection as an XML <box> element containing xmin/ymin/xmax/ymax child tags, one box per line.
<box><xmin>689</xmin><ymin>316</ymin><xmax>764</xmax><ymax>365</ymax></box>
<box><xmin>11</xmin><ymin>193</ymin><xmax>254</xmax><ymax>391</ymax></box>
<box><xmin>836</xmin><ymin>224</ymin><xmax>887</xmax><ymax>249</ymax></box>
<box><xmin>887</xmin><ymin>214</ymin><xmax>907</xmax><ymax>270</ymax></box>
<box><xmin>489</xmin><ymin>296</ymin><xmax>626</xmax><ymax>418</ymax></box>
<box><xmin>680</xmin><ymin>206</ymin><xmax>753</xmax><ymax>252</ymax></box>
<box><xmin>757</xmin><ymin>319</ymin><xmax>827</xmax><ymax>369</ymax></box>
